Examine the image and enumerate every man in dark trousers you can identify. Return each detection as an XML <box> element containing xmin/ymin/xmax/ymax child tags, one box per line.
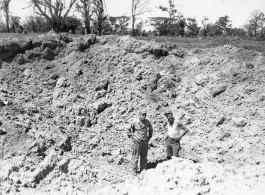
<box><xmin>162</xmin><ymin>110</ymin><xmax>190</xmax><ymax>160</ymax></box>
<box><xmin>127</xmin><ymin>110</ymin><xmax>153</xmax><ymax>175</ymax></box>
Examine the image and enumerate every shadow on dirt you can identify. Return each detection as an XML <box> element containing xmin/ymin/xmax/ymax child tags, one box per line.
<box><xmin>147</xmin><ymin>159</ymin><xmax>167</xmax><ymax>169</ymax></box>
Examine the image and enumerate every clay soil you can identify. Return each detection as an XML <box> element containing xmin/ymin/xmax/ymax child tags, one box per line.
<box><xmin>0</xmin><ymin>32</ymin><xmax>265</xmax><ymax>195</ymax></box>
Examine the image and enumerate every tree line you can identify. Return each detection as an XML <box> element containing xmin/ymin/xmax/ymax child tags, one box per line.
<box><xmin>0</xmin><ymin>0</ymin><xmax>264</xmax><ymax>40</ymax></box>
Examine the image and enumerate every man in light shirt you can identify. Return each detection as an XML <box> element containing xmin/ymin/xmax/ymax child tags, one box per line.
<box><xmin>162</xmin><ymin>110</ymin><xmax>189</xmax><ymax>160</ymax></box>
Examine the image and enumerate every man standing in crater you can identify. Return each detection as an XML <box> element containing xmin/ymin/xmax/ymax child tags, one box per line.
<box><xmin>127</xmin><ymin>110</ymin><xmax>153</xmax><ymax>175</ymax></box>
<box><xmin>162</xmin><ymin>110</ymin><xmax>190</xmax><ymax>160</ymax></box>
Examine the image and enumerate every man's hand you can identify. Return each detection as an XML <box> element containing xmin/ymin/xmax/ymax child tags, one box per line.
<box><xmin>127</xmin><ymin>132</ymin><xmax>132</xmax><ymax>138</ymax></box>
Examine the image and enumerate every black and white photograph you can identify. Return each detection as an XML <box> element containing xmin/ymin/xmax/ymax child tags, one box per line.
<box><xmin>0</xmin><ymin>0</ymin><xmax>265</xmax><ymax>194</ymax></box>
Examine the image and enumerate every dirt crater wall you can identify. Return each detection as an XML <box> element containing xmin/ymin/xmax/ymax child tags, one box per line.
<box><xmin>0</xmin><ymin>33</ymin><xmax>265</xmax><ymax>194</ymax></box>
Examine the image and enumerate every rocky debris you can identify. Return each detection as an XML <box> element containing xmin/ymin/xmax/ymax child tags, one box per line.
<box><xmin>93</xmin><ymin>100</ymin><xmax>112</xmax><ymax>114</ymax></box>
<box><xmin>58</xmin><ymin>135</ymin><xmax>72</xmax><ymax>152</ymax></box>
<box><xmin>212</xmin><ymin>85</ymin><xmax>227</xmax><ymax>97</ymax></box>
<box><xmin>113</xmin><ymin>36</ymin><xmax>152</xmax><ymax>53</ymax></box>
<box><xmin>149</xmin><ymin>46</ymin><xmax>169</xmax><ymax>58</ymax></box>
<box><xmin>216</xmin><ymin>116</ymin><xmax>226</xmax><ymax>127</ymax></box>
<box><xmin>171</xmin><ymin>48</ymin><xmax>186</xmax><ymax>58</ymax></box>
<box><xmin>15</xmin><ymin>118</ymin><xmax>32</xmax><ymax>132</ymax></box>
<box><xmin>199</xmin><ymin>58</ymin><xmax>211</xmax><ymax>65</ymax></box>
<box><xmin>55</xmin><ymin>77</ymin><xmax>67</xmax><ymax>88</ymax></box>
<box><xmin>16</xmin><ymin>54</ymin><xmax>27</xmax><ymax>65</ymax></box>
<box><xmin>68</xmin><ymin>34</ymin><xmax>97</xmax><ymax>52</ymax></box>
<box><xmin>0</xmin><ymin>98</ymin><xmax>5</xmax><ymax>106</ymax></box>
<box><xmin>95</xmin><ymin>80</ymin><xmax>110</xmax><ymax>91</ymax></box>
<box><xmin>246</xmin><ymin>62</ymin><xmax>254</xmax><ymax>69</ymax></box>
<box><xmin>23</xmin><ymin>68</ymin><xmax>32</xmax><ymax>78</ymax></box>
<box><xmin>28</xmin><ymin>150</ymin><xmax>58</xmax><ymax>184</ymax></box>
<box><xmin>232</xmin><ymin>117</ymin><xmax>247</xmax><ymax>127</ymax></box>
<box><xmin>195</xmin><ymin>74</ymin><xmax>209</xmax><ymax>87</ymax></box>
<box><xmin>92</xmin><ymin>158</ymin><xmax>265</xmax><ymax>195</ymax></box>
<box><xmin>0</xmin><ymin>38</ymin><xmax>32</xmax><ymax>61</ymax></box>
<box><xmin>0</xmin><ymin>33</ymin><xmax>265</xmax><ymax>194</ymax></box>
<box><xmin>0</xmin><ymin>31</ymin><xmax>72</xmax><ymax>61</ymax></box>
<box><xmin>76</xmin><ymin>116</ymin><xmax>92</xmax><ymax>127</ymax></box>
<box><xmin>42</xmin><ymin>47</ymin><xmax>55</xmax><ymax>61</ymax></box>
<box><xmin>28</xmin><ymin>139</ymin><xmax>48</xmax><ymax>156</ymax></box>
<box><xmin>33</xmin><ymin>31</ymin><xmax>72</xmax><ymax>49</ymax></box>
<box><xmin>0</xmin><ymin>128</ymin><xmax>7</xmax><ymax>135</ymax></box>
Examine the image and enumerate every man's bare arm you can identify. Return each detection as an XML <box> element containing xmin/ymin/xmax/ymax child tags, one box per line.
<box><xmin>177</xmin><ymin>122</ymin><xmax>190</xmax><ymax>140</ymax></box>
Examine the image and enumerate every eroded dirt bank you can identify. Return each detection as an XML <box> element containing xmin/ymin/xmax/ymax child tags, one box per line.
<box><xmin>0</xmin><ymin>32</ymin><xmax>265</xmax><ymax>194</ymax></box>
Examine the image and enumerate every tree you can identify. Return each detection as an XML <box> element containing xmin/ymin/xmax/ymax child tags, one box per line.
<box><xmin>215</xmin><ymin>15</ymin><xmax>231</xmax><ymax>35</ymax></box>
<box><xmin>149</xmin><ymin>16</ymin><xmax>184</xmax><ymax>36</ymax></box>
<box><xmin>175</xmin><ymin>19</ymin><xmax>185</xmax><ymax>36</ymax></box>
<box><xmin>227</xmin><ymin>28</ymin><xmax>246</xmax><ymax>37</ymax></box>
<box><xmin>0</xmin><ymin>0</ymin><xmax>12</xmax><ymax>33</ymax></box>
<box><xmin>185</xmin><ymin>17</ymin><xmax>200</xmax><ymax>37</ymax></box>
<box><xmin>243</xmin><ymin>23</ymin><xmax>252</xmax><ymax>37</ymax></box>
<box><xmin>109</xmin><ymin>16</ymin><xmax>130</xmax><ymax>34</ymax></box>
<box><xmin>201</xmin><ymin>16</ymin><xmax>209</xmax><ymax>37</ymax></box>
<box><xmin>24</xmin><ymin>16</ymin><xmax>38</xmax><ymax>32</ymax></box>
<box><xmin>202</xmin><ymin>16</ymin><xmax>209</xmax><ymax>29</ymax></box>
<box><xmin>207</xmin><ymin>24</ymin><xmax>222</xmax><ymax>37</ymax></box>
<box><xmin>248</xmin><ymin>10</ymin><xmax>265</xmax><ymax>37</ymax></box>
<box><xmin>61</xmin><ymin>15</ymin><xmax>82</xmax><ymax>33</ymax></box>
<box><xmin>149</xmin><ymin>17</ymin><xmax>169</xmax><ymax>36</ymax></box>
<box><xmin>10</xmin><ymin>16</ymin><xmax>20</xmax><ymax>27</ymax></box>
<box><xmin>134</xmin><ymin>19</ymin><xmax>144</xmax><ymax>36</ymax></box>
<box><xmin>10</xmin><ymin>16</ymin><xmax>21</xmax><ymax>32</ymax></box>
<box><xmin>159</xmin><ymin>0</ymin><xmax>182</xmax><ymax>35</ymax></box>
<box><xmin>76</xmin><ymin>0</ymin><xmax>93</xmax><ymax>34</ymax></box>
<box><xmin>92</xmin><ymin>0</ymin><xmax>107</xmax><ymax>35</ymax></box>
<box><xmin>24</xmin><ymin>16</ymin><xmax>51</xmax><ymax>32</ymax></box>
<box><xmin>0</xmin><ymin>15</ymin><xmax>5</xmax><ymax>32</ymax></box>
<box><xmin>131</xmin><ymin>0</ymin><xmax>150</xmax><ymax>36</ymax></box>
<box><xmin>29</xmin><ymin>0</ymin><xmax>77</xmax><ymax>32</ymax></box>
<box><xmin>36</xmin><ymin>16</ymin><xmax>51</xmax><ymax>32</ymax></box>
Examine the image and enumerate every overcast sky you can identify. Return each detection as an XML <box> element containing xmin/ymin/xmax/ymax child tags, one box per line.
<box><xmin>6</xmin><ymin>0</ymin><xmax>265</xmax><ymax>28</ymax></box>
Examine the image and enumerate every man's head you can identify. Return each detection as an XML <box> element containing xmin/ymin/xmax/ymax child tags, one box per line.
<box><xmin>164</xmin><ymin>110</ymin><xmax>174</xmax><ymax>122</ymax></box>
<box><xmin>138</xmin><ymin>110</ymin><xmax>147</xmax><ymax>122</ymax></box>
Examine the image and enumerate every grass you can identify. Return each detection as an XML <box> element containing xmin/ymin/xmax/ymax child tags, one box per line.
<box><xmin>1</xmin><ymin>32</ymin><xmax>265</xmax><ymax>54</ymax></box>
<box><xmin>0</xmin><ymin>32</ymin><xmax>80</xmax><ymax>40</ymax></box>
<box><xmin>0</xmin><ymin>32</ymin><xmax>42</xmax><ymax>39</ymax></box>
<box><xmin>134</xmin><ymin>35</ymin><xmax>265</xmax><ymax>53</ymax></box>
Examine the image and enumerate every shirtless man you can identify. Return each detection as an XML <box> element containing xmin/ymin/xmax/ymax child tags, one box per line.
<box><xmin>127</xmin><ymin>110</ymin><xmax>153</xmax><ymax>175</ymax></box>
<box><xmin>162</xmin><ymin>110</ymin><xmax>189</xmax><ymax>160</ymax></box>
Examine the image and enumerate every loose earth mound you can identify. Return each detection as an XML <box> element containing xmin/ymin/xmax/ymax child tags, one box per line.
<box><xmin>0</xmin><ymin>32</ymin><xmax>265</xmax><ymax>194</ymax></box>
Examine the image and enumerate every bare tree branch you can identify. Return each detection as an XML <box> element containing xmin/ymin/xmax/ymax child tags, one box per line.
<box><xmin>131</xmin><ymin>0</ymin><xmax>150</xmax><ymax>36</ymax></box>
<box><xmin>30</xmin><ymin>0</ymin><xmax>77</xmax><ymax>32</ymax></box>
<box><xmin>75</xmin><ymin>0</ymin><xmax>94</xmax><ymax>34</ymax></box>
<box><xmin>0</xmin><ymin>0</ymin><xmax>12</xmax><ymax>32</ymax></box>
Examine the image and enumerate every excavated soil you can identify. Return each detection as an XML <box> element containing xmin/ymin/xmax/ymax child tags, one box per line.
<box><xmin>0</xmin><ymin>32</ymin><xmax>265</xmax><ymax>195</ymax></box>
